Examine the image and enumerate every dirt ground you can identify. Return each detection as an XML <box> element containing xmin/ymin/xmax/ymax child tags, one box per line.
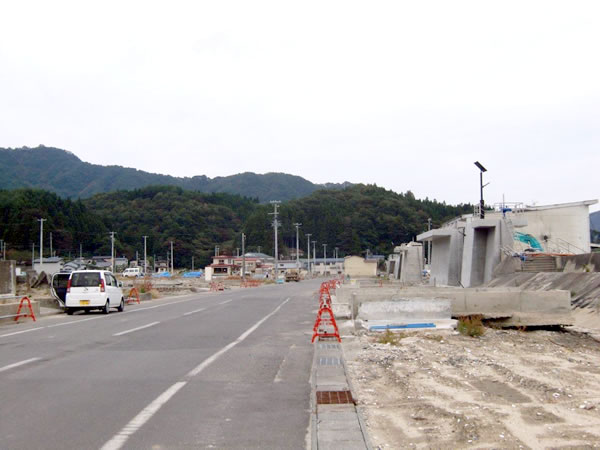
<box><xmin>343</xmin><ymin>323</ymin><xmax>600</xmax><ymax>449</ymax></box>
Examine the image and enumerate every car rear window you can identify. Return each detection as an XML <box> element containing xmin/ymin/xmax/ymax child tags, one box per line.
<box><xmin>71</xmin><ymin>272</ymin><xmax>101</xmax><ymax>287</ymax></box>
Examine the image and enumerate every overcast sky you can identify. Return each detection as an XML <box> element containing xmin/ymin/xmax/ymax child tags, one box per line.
<box><xmin>1</xmin><ymin>1</ymin><xmax>598</xmax><ymax>211</ymax></box>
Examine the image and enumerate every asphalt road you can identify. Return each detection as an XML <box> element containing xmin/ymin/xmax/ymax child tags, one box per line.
<box><xmin>0</xmin><ymin>280</ymin><xmax>320</xmax><ymax>449</ymax></box>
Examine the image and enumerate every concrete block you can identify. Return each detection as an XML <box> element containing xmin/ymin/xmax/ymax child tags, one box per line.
<box><xmin>358</xmin><ymin>298</ymin><xmax>451</xmax><ymax>320</ymax></box>
<box><xmin>0</xmin><ymin>260</ymin><xmax>16</xmax><ymax>297</ymax></box>
<box><xmin>0</xmin><ymin>300</ymin><xmax>41</xmax><ymax>324</ymax></box>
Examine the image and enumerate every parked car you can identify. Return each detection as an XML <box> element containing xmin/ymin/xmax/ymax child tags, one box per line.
<box><xmin>122</xmin><ymin>267</ymin><xmax>144</xmax><ymax>277</ymax></box>
<box><xmin>65</xmin><ymin>270</ymin><xmax>125</xmax><ymax>315</ymax></box>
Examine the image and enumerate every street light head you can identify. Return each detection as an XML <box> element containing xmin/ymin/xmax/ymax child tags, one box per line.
<box><xmin>474</xmin><ymin>161</ymin><xmax>487</xmax><ymax>172</ymax></box>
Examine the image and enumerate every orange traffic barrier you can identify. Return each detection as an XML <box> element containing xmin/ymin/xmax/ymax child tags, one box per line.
<box><xmin>312</xmin><ymin>305</ymin><xmax>341</xmax><ymax>342</ymax></box>
<box><xmin>14</xmin><ymin>296</ymin><xmax>36</xmax><ymax>322</ymax></box>
<box><xmin>126</xmin><ymin>287</ymin><xmax>141</xmax><ymax>304</ymax></box>
<box><xmin>241</xmin><ymin>279</ymin><xmax>261</xmax><ymax>288</ymax></box>
<box><xmin>312</xmin><ymin>281</ymin><xmax>341</xmax><ymax>342</ymax></box>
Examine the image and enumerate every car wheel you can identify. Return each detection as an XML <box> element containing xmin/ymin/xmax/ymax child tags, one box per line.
<box><xmin>66</xmin><ymin>308</ymin><xmax>74</xmax><ymax>315</ymax></box>
<box><xmin>118</xmin><ymin>298</ymin><xmax>124</xmax><ymax>312</ymax></box>
<box><xmin>103</xmin><ymin>300</ymin><xmax>110</xmax><ymax>314</ymax></box>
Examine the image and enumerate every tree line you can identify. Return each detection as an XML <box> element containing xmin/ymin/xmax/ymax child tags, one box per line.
<box><xmin>0</xmin><ymin>185</ymin><xmax>473</xmax><ymax>268</ymax></box>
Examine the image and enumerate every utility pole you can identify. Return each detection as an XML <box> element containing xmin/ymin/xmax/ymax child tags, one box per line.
<box><xmin>294</xmin><ymin>223</ymin><xmax>301</xmax><ymax>268</ymax></box>
<box><xmin>38</xmin><ymin>218</ymin><xmax>46</xmax><ymax>271</ymax></box>
<box><xmin>242</xmin><ymin>232</ymin><xmax>246</xmax><ymax>280</ymax></box>
<box><xmin>109</xmin><ymin>231</ymin><xmax>116</xmax><ymax>273</ymax></box>
<box><xmin>335</xmin><ymin>247</ymin><xmax>339</xmax><ymax>260</ymax></box>
<box><xmin>313</xmin><ymin>241</ymin><xmax>318</xmax><ymax>275</ymax></box>
<box><xmin>236</xmin><ymin>247</ymin><xmax>240</xmax><ymax>257</ymax></box>
<box><xmin>257</xmin><ymin>246</ymin><xmax>261</xmax><ymax>254</ymax></box>
<box><xmin>269</xmin><ymin>201</ymin><xmax>281</xmax><ymax>280</ymax></box>
<box><xmin>0</xmin><ymin>240</ymin><xmax>3</xmax><ymax>261</ymax></box>
<box><xmin>31</xmin><ymin>243</ymin><xmax>35</xmax><ymax>267</ymax></box>
<box><xmin>215</xmin><ymin>246</ymin><xmax>219</xmax><ymax>257</ymax></box>
<box><xmin>170</xmin><ymin>241</ymin><xmax>174</xmax><ymax>274</ymax></box>
<box><xmin>2</xmin><ymin>241</ymin><xmax>5</xmax><ymax>260</ymax></box>
<box><xmin>323</xmin><ymin>243</ymin><xmax>327</xmax><ymax>262</ymax></box>
<box><xmin>306</xmin><ymin>233</ymin><xmax>312</xmax><ymax>276</ymax></box>
<box><xmin>79</xmin><ymin>243</ymin><xmax>83</xmax><ymax>260</ymax></box>
<box><xmin>49</xmin><ymin>232</ymin><xmax>53</xmax><ymax>258</ymax></box>
<box><xmin>143</xmin><ymin>235</ymin><xmax>148</xmax><ymax>275</ymax></box>
<box><xmin>192</xmin><ymin>256</ymin><xmax>195</xmax><ymax>271</ymax></box>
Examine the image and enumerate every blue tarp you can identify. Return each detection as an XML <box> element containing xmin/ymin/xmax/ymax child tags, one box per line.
<box><xmin>182</xmin><ymin>271</ymin><xmax>203</xmax><ymax>278</ymax></box>
<box><xmin>152</xmin><ymin>272</ymin><xmax>171</xmax><ymax>278</ymax></box>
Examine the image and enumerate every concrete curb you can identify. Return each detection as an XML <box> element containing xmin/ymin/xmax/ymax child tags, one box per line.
<box><xmin>310</xmin><ymin>337</ymin><xmax>371</xmax><ymax>450</ymax></box>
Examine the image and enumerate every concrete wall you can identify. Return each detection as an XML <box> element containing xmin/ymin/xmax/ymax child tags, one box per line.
<box><xmin>487</xmin><ymin>203</ymin><xmax>594</xmax><ymax>254</ymax></box>
<box><xmin>0</xmin><ymin>260</ymin><xmax>16</xmax><ymax>297</ymax></box>
<box><xmin>418</xmin><ymin>228</ymin><xmax>464</xmax><ymax>286</ymax></box>
<box><xmin>335</xmin><ymin>285</ymin><xmax>571</xmax><ymax>326</ymax></box>
<box><xmin>344</xmin><ymin>256</ymin><xmax>377</xmax><ymax>277</ymax></box>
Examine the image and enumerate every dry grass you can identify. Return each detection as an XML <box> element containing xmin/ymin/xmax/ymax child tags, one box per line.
<box><xmin>376</xmin><ymin>329</ymin><xmax>407</xmax><ymax>345</ymax></box>
<box><xmin>457</xmin><ymin>315</ymin><xmax>485</xmax><ymax>337</ymax></box>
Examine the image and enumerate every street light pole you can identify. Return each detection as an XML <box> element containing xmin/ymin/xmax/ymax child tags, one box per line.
<box><xmin>143</xmin><ymin>235</ymin><xmax>148</xmax><ymax>275</ymax></box>
<box><xmin>474</xmin><ymin>161</ymin><xmax>488</xmax><ymax>219</ymax></box>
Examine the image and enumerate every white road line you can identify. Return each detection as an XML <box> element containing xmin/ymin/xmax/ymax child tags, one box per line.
<box><xmin>101</xmin><ymin>297</ymin><xmax>291</xmax><ymax>450</ymax></box>
<box><xmin>113</xmin><ymin>321</ymin><xmax>160</xmax><ymax>337</ymax></box>
<box><xmin>0</xmin><ymin>357</ymin><xmax>42</xmax><ymax>373</ymax></box>
<box><xmin>0</xmin><ymin>327</ymin><xmax>46</xmax><ymax>338</ymax></box>
<box><xmin>100</xmin><ymin>381</ymin><xmax>187</xmax><ymax>450</ymax></box>
<box><xmin>187</xmin><ymin>297</ymin><xmax>290</xmax><ymax>377</ymax></box>
<box><xmin>47</xmin><ymin>316</ymin><xmax>106</xmax><ymax>328</ymax></box>
<box><xmin>218</xmin><ymin>299</ymin><xmax>233</xmax><ymax>305</ymax></box>
<box><xmin>183</xmin><ymin>307</ymin><xmax>206</xmax><ymax>316</ymax></box>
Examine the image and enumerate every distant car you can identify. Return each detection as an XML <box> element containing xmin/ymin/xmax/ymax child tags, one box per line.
<box><xmin>122</xmin><ymin>267</ymin><xmax>144</xmax><ymax>277</ymax></box>
<box><xmin>65</xmin><ymin>270</ymin><xmax>125</xmax><ymax>315</ymax></box>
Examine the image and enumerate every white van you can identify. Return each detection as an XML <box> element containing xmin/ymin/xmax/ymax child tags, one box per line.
<box><xmin>122</xmin><ymin>267</ymin><xmax>144</xmax><ymax>277</ymax></box>
<box><xmin>65</xmin><ymin>270</ymin><xmax>125</xmax><ymax>315</ymax></box>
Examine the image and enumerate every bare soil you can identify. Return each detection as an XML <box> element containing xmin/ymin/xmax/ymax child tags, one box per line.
<box><xmin>343</xmin><ymin>325</ymin><xmax>600</xmax><ymax>449</ymax></box>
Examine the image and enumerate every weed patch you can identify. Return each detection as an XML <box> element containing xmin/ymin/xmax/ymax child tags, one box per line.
<box><xmin>457</xmin><ymin>315</ymin><xmax>485</xmax><ymax>337</ymax></box>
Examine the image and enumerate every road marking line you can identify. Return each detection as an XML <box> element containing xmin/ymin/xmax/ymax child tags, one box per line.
<box><xmin>218</xmin><ymin>299</ymin><xmax>233</xmax><ymax>305</ymax></box>
<box><xmin>100</xmin><ymin>381</ymin><xmax>187</xmax><ymax>450</ymax></box>
<box><xmin>0</xmin><ymin>327</ymin><xmax>46</xmax><ymax>338</ymax></box>
<box><xmin>183</xmin><ymin>307</ymin><xmax>206</xmax><ymax>316</ymax></box>
<box><xmin>113</xmin><ymin>321</ymin><xmax>160</xmax><ymax>336</ymax></box>
<box><xmin>0</xmin><ymin>357</ymin><xmax>42</xmax><ymax>373</ymax></box>
<box><xmin>48</xmin><ymin>316</ymin><xmax>106</xmax><ymax>327</ymax></box>
<box><xmin>100</xmin><ymin>297</ymin><xmax>291</xmax><ymax>450</ymax></box>
<box><xmin>273</xmin><ymin>344</ymin><xmax>296</xmax><ymax>383</ymax></box>
<box><xmin>187</xmin><ymin>297</ymin><xmax>290</xmax><ymax>377</ymax></box>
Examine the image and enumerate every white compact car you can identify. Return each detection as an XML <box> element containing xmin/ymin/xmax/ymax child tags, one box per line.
<box><xmin>65</xmin><ymin>270</ymin><xmax>125</xmax><ymax>315</ymax></box>
<box><xmin>122</xmin><ymin>267</ymin><xmax>144</xmax><ymax>277</ymax></box>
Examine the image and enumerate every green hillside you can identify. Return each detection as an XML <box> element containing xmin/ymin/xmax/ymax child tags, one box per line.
<box><xmin>0</xmin><ymin>146</ymin><xmax>348</xmax><ymax>202</ymax></box>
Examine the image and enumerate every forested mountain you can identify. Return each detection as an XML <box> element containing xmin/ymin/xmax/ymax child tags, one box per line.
<box><xmin>0</xmin><ymin>185</ymin><xmax>471</xmax><ymax>268</ymax></box>
<box><xmin>0</xmin><ymin>146</ymin><xmax>350</xmax><ymax>202</ymax></box>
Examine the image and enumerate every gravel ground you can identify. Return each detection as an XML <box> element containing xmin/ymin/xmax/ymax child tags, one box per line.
<box><xmin>343</xmin><ymin>324</ymin><xmax>600</xmax><ymax>449</ymax></box>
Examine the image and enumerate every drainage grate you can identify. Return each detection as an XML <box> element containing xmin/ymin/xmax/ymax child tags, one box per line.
<box><xmin>318</xmin><ymin>343</ymin><xmax>340</xmax><ymax>350</ymax></box>
<box><xmin>318</xmin><ymin>357</ymin><xmax>342</xmax><ymax>366</ymax></box>
<box><xmin>316</xmin><ymin>390</ymin><xmax>355</xmax><ymax>405</ymax></box>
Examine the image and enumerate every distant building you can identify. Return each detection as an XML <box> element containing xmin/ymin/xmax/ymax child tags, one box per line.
<box><xmin>33</xmin><ymin>256</ymin><xmax>64</xmax><ymax>275</ymax></box>
<box><xmin>344</xmin><ymin>256</ymin><xmax>377</xmax><ymax>278</ymax></box>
